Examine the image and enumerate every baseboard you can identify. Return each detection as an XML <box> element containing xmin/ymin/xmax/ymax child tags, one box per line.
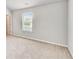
<box><xmin>12</xmin><ymin>34</ymin><xmax>68</xmax><ymax>48</ymax></box>
<box><xmin>68</xmin><ymin>47</ymin><xmax>73</xmax><ymax>58</ymax></box>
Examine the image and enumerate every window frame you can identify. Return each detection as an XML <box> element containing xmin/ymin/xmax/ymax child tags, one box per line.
<box><xmin>22</xmin><ymin>12</ymin><xmax>33</xmax><ymax>32</ymax></box>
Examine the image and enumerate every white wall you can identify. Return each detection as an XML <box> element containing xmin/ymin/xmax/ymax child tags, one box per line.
<box><xmin>68</xmin><ymin>0</ymin><xmax>73</xmax><ymax>57</ymax></box>
<box><xmin>12</xmin><ymin>1</ymin><xmax>68</xmax><ymax>46</ymax></box>
<box><xmin>6</xmin><ymin>8</ymin><xmax>12</xmax><ymax>15</ymax></box>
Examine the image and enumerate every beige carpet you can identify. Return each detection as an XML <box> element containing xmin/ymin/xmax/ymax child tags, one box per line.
<box><xmin>6</xmin><ymin>36</ymin><xmax>72</xmax><ymax>59</ymax></box>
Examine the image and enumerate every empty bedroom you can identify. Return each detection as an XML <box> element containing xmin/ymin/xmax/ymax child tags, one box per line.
<box><xmin>6</xmin><ymin>0</ymin><xmax>73</xmax><ymax>59</ymax></box>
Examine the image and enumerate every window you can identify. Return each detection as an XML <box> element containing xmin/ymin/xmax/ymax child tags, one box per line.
<box><xmin>22</xmin><ymin>12</ymin><xmax>32</xmax><ymax>32</ymax></box>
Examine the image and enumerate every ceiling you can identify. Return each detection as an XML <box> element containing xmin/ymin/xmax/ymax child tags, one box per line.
<box><xmin>6</xmin><ymin>0</ymin><xmax>66</xmax><ymax>10</ymax></box>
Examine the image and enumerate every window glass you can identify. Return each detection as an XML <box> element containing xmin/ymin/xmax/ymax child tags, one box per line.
<box><xmin>22</xmin><ymin>12</ymin><xmax>32</xmax><ymax>32</ymax></box>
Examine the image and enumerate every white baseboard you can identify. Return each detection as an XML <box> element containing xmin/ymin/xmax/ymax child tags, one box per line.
<box><xmin>12</xmin><ymin>34</ymin><xmax>68</xmax><ymax>48</ymax></box>
<box><xmin>68</xmin><ymin>47</ymin><xmax>73</xmax><ymax>58</ymax></box>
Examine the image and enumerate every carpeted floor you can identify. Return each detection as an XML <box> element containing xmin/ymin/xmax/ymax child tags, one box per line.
<box><xmin>6</xmin><ymin>36</ymin><xmax>72</xmax><ymax>59</ymax></box>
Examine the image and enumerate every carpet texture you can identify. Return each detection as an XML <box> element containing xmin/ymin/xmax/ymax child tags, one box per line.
<box><xmin>6</xmin><ymin>36</ymin><xmax>72</xmax><ymax>59</ymax></box>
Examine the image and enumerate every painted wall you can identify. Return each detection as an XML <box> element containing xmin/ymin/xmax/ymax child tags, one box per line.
<box><xmin>12</xmin><ymin>1</ymin><xmax>68</xmax><ymax>46</ymax></box>
<box><xmin>6</xmin><ymin>8</ymin><xmax>12</xmax><ymax>15</ymax></box>
<box><xmin>68</xmin><ymin>0</ymin><xmax>73</xmax><ymax>57</ymax></box>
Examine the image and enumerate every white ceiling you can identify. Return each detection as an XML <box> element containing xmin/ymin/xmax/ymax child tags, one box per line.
<box><xmin>6</xmin><ymin>0</ymin><xmax>66</xmax><ymax>10</ymax></box>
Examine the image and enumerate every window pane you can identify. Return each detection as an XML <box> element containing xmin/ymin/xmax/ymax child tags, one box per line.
<box><xmin>22</xmin><ymin>12</ymin><xmax>32</xmax><ymax>32</ymax></box>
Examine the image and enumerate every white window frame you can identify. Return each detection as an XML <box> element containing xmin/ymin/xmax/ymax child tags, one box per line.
<box><xmin>22</xmin><ymin>12</ymin><xmax>33</xmax><ymax>32</ymax></box>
